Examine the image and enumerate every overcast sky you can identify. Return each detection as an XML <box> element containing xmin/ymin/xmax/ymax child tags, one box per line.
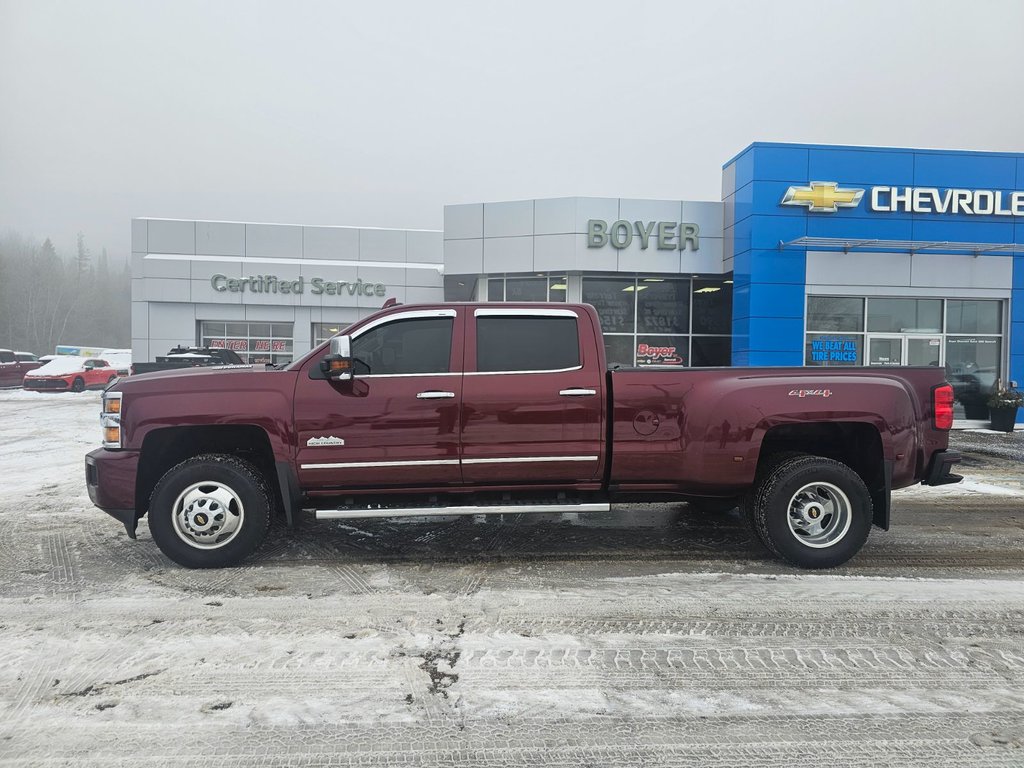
<box><xmin>2</xmin><ymin>0</ymin><xmax>1023</xmax><ymax>261</ymax></box>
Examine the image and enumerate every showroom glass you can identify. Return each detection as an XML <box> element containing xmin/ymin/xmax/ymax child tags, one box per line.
<box><xmin>867</xmin><ymin>298</ymin><xmax>942</xmax><ymax>333</ymax></box>
<box><xmin>443</xmin><ymin>276</ymin><xmax>477</xmax><ymax>302</ymax></box>
<box><xmin>946</xmin><ymin>300</ymin><xmax>1001</xmax><ymax>334</ymax></box>
<box><xmin>581</xmin><ymin>276</ymin><xmax>731</xmax><ymax>368</ymax></box>
<box><xmin>804</xmin><ymin>298</ymin><xmax>1006</xmax><ymax>399</ymax></box>
<box><xmin>199</xmin><ymin>321</ymin><xmax>294</xmax><ymax>366</ymax></box>
<box><xmin>313</xmin><ymin>322</ymin><xmax>359</xmax><ymax>346</ymax></box>
<box><xmin>350</xmin><ymin>317</ymin><xmax>453</xmax><ymax>375</ymax></box>
<box><xmin>807</xmin><ymin>297</ymin><xmax>865</xmax><ymax>333</ymax></box>
<box><xmin>476</xmin><ymin>316</ymin><xmax>580</xmax><ymax>372</ymax></box>
<box><xmin>487</xmin><ymin>276</ymin><xmax>567</xmax><ymax>302</ymax></box>
<box><xmin>638</xmin><ymin>279</ymin><xmax>689</xmax><ymax>334</ymax></box>
<box><xmin>581</xmin><ymin>277</ymin><xmax>635</xmax><ymax>334</ymax></box>
<box><xmin>692</xmin><ymin>280</ymin><xmax>733</xmax><ymax>335</ymax></box>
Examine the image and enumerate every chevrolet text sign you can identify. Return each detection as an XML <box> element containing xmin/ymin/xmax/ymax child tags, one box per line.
<box><xmin>782</xmin><ymin>181</ymin><xmax>1024</xmax><ymax>216</ymax></box>
<box><xmin>870</xmin><ymin>187</ymin><xmax>1024</xmax><ymax>216</ymax></box>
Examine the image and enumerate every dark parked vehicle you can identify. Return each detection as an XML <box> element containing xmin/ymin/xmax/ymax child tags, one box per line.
<box><xmin>131</xmin><ymin>346</ymin><xmax>246</xmax><ymax>376</ymax></box>
<box><xmin>87</xmin><ymin>302</ymin><xmax>961</xmax><ymax>570</ymax></box>
<box><xmin>0</xmin><ymin>349</ymin><xmax>42</xmax><ymax>387</ymax></box>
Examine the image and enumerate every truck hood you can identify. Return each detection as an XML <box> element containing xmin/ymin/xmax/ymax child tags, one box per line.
<box><xmin>116</xmin><ymin>364</ymin><xmax>292</xmax><ymax>393</ymax></box>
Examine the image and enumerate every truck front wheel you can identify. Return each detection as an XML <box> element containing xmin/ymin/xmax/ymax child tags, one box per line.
<box><xmin>148</xmin><ymin>454</ymin><xmax>272</xmax><ymax>568</ymax></box>
<box><xmin>747</xmin><ymin>455</ymin><xmax>872</xmax><ymax>569</ymax></box>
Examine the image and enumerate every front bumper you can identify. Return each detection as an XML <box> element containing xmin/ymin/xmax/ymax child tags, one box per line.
<box><xmin>85</xmin><ymin>448</ymin><xmax>141</xmax><ymax>537</ymax></box>
<box><xmin>24</xmin><ymin>378</ymin><xmax>69</xmax><ymax>390</ymax></box>
<box><xmin>922</xmin><ymin>449</ymin><xmax>963</xmax><ymax>486</ymax></box>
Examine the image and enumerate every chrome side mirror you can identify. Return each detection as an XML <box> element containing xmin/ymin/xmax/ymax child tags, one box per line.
<box><xmin>319</xmin><ymin>335</ymin><xmax>353</xmax><ymax>381</ymax></box>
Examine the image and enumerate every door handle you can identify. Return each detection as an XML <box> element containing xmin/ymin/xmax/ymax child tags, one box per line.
<box><xmin>559</xmin><ymin>388</ymin><xmax>597</xmax><ymax>397</ymax></box>
<box><xmin>416</xmin><ymin>391</ymin><xmax>456</xmax><ymax>399</ymax></box>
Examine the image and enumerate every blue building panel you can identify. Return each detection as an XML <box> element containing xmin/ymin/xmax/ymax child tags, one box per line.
<box><xmin>746</xmin><ymin>283</ymin><xmax>805</xmax><ymax>319</ymax></box>
<box><xmin>747</xmin><ymin>349</ymin><xmax>804</xmax><ymax>367</ymax></box>
<box><xmin>733</xmin><ymin>248</ymin><xmax>807</xmax><ymax>286</ymax></box>
<box><xmin>750</xmin><ymin>145</ymin><xmax>809</xmax><ymax>182</ymax></box>
<box><xmin>808</xmin><ymin>147</ymin><xmax>915</xmax><ymax>186</ymax></box>
<box><xmin>805</xmin><ymin>215</ymin><xmax>913</xmax><ymax>241</ymax></box>
<box><xmin>912</xmin><ymin>152</ymin><xmax>1017</xmax><ymax>189</ymax></box>
<box><xmin>748</xmin><ymin>317</ymin><xmax>804</xmax><ymax>352</ymax></box>
<box><xmin>749</xmin><ymin>215</ymin><xmax>808</xmax><ymax>252</ymax></box>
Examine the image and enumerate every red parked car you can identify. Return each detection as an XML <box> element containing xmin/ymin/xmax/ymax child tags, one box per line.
<box><xmin>0</xmin><ymin>349</ymin><xmax>42</xmax><ymax>388</ymax></box>
<box><xmin>24</xmin><ymin>356</ymin><xmax>119</xmax><ymax>392</ymax></box>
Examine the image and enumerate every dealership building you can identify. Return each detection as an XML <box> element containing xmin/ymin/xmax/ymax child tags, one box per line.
<box><xmin>132</xmin><ymin>141</ymin><xmax>1024</xmax><ymax>418</ymax></box>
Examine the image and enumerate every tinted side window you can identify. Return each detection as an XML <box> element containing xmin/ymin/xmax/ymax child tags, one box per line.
<box><xmin>476</xmin><ymin>316</ymin><xmax>580</xmax><ymax>372</ymax></box>
<box><xmin>351</xmin><ymin>317</ymin><xmax>453</xmax><ymax>375</ymax></box>
<box><xmin>0</xmin><ymin>351</ymin><xmax>15</xmax><ymax>363</ymax></box>
<box><xmin>15</xmin><ymin>353</ymin><xmax>36</xmax><ymax>362</ymax></box>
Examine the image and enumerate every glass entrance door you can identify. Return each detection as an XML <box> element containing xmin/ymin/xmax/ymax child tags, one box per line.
<box><xmin>906</xmin><ymin>336</ymin><xmax>943</xmax><ymax>367</ymax></box>
<box><xmin>868</xmin><ymin>335</ymin><xmax>944</xmax><ymax>367</ymax></box>
<box><xmin>868</xmin><ymin>336</ymin><xmax>903</xmax><ymax>366</ymax></box>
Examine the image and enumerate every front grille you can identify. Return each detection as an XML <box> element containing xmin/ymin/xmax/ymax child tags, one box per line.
<box><xmin>25</xmin><ymin>379</ymin><xmax>69</xmax><ymax>390</ymax></box>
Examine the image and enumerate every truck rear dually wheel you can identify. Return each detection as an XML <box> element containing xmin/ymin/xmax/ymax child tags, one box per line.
<box><xmin>747</xmin><ymin>455</ymin><xmax>872</xmax><ymax>569</ymax></box>
<box><xmin>148</xmin><ymin>454</ymin><xmax>272</xmax><ymax>568</ymax></box>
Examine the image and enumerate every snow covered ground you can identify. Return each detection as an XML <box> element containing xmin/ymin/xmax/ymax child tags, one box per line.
<box><xmin>1</xmin><ymin>390</ymin><xmax>1023</xmax><ymax>766</ymax></box>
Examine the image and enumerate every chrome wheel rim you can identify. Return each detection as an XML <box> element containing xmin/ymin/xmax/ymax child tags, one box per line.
<box><xmin>786</xmin><ymin>481</ymin><xmax>852</xmax><ymax>549</ymax></box>
<box><xmin>171</xmin><ymin>481</ymin><xmax>245</xmax><ymax>550</ymax></box>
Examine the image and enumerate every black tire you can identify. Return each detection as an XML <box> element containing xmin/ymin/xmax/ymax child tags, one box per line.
<box><xmin>71</xmin><ymin>377</ymin><xmax>85</xmax><ymax>393</ymax></box>
<box><xmin>687</xmin><ymin>497</ymin><xmax>739</xmax><ymax>514</ymax></box>
<box><xmin>747</xmin><ymin>455</ymin><xmax>872</xmax><ymax>569</ymax></box>
<box><xmin>148</xmin><ymin>454</ymin><xmax>272</xmax><ymax>568</ymax></box>
<box><xmin>740</xmin><ymin>450</ymin><xmax>806</xmax><ymax>555</ymax></box>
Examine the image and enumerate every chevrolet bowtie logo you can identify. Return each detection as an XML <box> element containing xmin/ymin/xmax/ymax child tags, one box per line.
<box><xmin>781</xmin><ymin>181</ymin><xmax>864</xmax><ymax>213</ymax></box>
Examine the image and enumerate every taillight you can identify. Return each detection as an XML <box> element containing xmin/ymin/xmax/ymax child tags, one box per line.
<box><xmin>933</xmin><ymin>383</ymin><xmax>954</xmax><ymax>430</ymax></box>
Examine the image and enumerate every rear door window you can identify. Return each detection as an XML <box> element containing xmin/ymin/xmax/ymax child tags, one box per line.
<box><xmin>0</xmin><ymin>351</ymin><xmax>14</xmax><ymax>363</ymax></box>
<box><xmin>476</xmin><ymin>315</ymin><xmax>580</xmax><ymax>372</ymax></box>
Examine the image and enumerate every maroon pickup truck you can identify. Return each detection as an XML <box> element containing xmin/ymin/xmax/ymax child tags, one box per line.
<box><xmin>86</xmin><ymin>302</ymin><xmax>961</xmax><ymax>570</ymax></box>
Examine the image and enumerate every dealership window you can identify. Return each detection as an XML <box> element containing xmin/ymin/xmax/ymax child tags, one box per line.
<box><xmin>486</xmin><ymin>276</ymin><xmax>568</xmax><ymax>302</ymax></box>
<box><xmin>805</xmin><ymin>298</ymin><xmax>1006</xmax><ymax>416</ymax></box>
<box><xmin>581</xmin><ymin>276</ymin><xmax>732</xmax><ymax>368</ymax></box>
<box><xmin>199</xmin><ymin>321</ymin><xmax>294</xmax><ymax>366</ymax></box>
<box><xmin>805</xmin><ymin>297</ymin><xmax>865</xmax><ymax>366</ymax></box>
<box><xmin>867</xmin><ymin>298</ymin><xmax>942</xmax><ymax>334</ymax></box>
<box><xmin>312</xmin><ymin>322</ymin><xmax>348</xmax><ymax>346</ymax></box>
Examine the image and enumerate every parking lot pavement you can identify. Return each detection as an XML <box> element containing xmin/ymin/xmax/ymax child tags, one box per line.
<box><xmin>1</xmin><ymin>391</ymin><xmax>1022</xmax><ymax>766</ymax></box>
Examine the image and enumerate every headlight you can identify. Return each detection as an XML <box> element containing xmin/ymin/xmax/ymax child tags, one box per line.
<box><xmin>101</xmin><ymin>391</ymin><xmax>122</xmax><ymax>448</ymax></box>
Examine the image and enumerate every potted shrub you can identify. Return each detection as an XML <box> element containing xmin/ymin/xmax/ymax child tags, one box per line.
<box><xmin>987</xmin><ymin>382</ymin><xmax>1023</xmax><ymax>433</ymax></box>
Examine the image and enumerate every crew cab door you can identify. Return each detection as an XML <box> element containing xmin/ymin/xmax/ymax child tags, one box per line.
<box><xmin>460</xmin><ymin>307</ymin><xmax>605</xmax><ymax>485</ymax></box>
<box><xmin>293</xmin><ymin>309</ymin><xmax>464</xmax><ymax>491</ymax></box>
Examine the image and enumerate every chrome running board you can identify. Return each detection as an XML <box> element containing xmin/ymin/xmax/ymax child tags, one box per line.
<box><xmin>313</xmin><ymin>502</ymin><xmax>610</xmax><ymax>520</ymax></box>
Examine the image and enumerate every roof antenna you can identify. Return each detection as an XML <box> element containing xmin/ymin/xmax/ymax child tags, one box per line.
<box><xmin>382</xmin><ymin>297</ymin><xmax>401</xmax><ymax>308</ymax></box>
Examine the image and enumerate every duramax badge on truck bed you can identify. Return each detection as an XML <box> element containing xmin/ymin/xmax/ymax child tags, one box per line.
<box><xmin>85</xmin><ymin>302</ymin><xmax>962</xmax><ymax>569</ymax></box>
